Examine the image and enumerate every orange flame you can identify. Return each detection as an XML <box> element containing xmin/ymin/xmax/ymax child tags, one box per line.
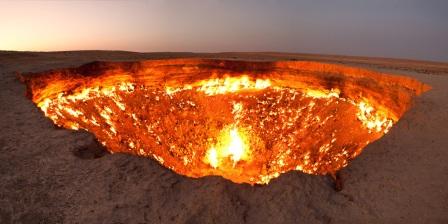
<box><xmin>20</xmin><ymin>59</ymin><xmax>429</xmax><ymax>184</ymax></box>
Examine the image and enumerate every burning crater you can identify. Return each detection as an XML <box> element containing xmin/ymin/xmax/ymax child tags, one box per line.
<box><xmin>20</xmin><ymin>59</ymin><xmax>430</xmax><ymax>185</ymax></box>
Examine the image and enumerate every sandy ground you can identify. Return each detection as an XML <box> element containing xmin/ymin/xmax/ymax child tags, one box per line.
<box><xmin>0</xmin><ymin>51</ymin><xmax>447</xmax><ymax>224</ymax></box>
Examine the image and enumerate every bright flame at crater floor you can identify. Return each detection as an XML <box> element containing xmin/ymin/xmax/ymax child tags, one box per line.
<box><xmin>20</xmin><ymin>59</ymin><xmax>430</xmax><ymax>184</ymax></box>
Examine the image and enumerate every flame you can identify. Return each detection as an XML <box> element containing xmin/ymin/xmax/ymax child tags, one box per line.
<box><xmin>206</xmin><ymin>147</ymin><xmax>219</xmax><ymax>168</ymax></box>
<box><xmin>303</xmin><ymin>88</ymin><xmax>340</xmax><ymax>99</ymax></box>
<box><xmin>166</xmin><ymin>75</ymin><xmax>271</xmax><ymax>96</ymax></box>
<box><xmin>204</xmin><ymin>125</ymin><xmax>249</xmax><ymax>168</ymax></box>
<box><xmin>227</xmin><ymin>127</ymin><xmax>246</xmax><ymax>163</ymax></box>
<box><xmin>356</xmin><ymin>100</ymin><xmax>394</xmax><ymax>133</ymax></box>
<box><xmin>21</xmin><ymin>59</ymin><xmax>429</xmax><ymax>185</ymax></box>
<box><xmin>197</xmin><ymin>75</ymin><xmax>271</xmax><ymax>95</ymax></box>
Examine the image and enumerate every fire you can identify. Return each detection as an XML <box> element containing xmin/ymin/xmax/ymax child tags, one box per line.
<box><xmin>205</xmin><ymin>147</ymin><xmax>219</xmax><ymax>168</ymax></box>
<box><xmin>356</xmin><ymin>100</ymin><xmax>394</xmax><ymax>133</ymax></box>
<box><xmin>166</xmin><ymin>75</ymin><xmax>271</xmax><ymax>96</ymax></box>
<box><xmin>205</xmin><ymin>125</ymin><xmax>249</xmax><ymax>168</ymax></box>
<box><xmin>20</xmin><ymin>59</ymin><xmax>430</xmax><ymax>185</ymax></box>
<box><xmin>227</xmin><ymin>127</ymin><xmax>245</xmax><ymax>162</ymax></box>
<box><xmin>197</xmin><ymin>75</ymin><xmax>271</xmax><ymax>95</ymax></box>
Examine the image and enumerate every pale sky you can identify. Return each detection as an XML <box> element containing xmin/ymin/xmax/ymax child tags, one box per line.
<box><xmin>0</xmin><ymin>0</ymin><xmax>447</xmax><ymax>62</ymax></box>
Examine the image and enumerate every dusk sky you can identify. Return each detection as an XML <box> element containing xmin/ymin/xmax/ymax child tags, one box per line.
<box><xmin>0</xmin><ymin>0</ymin><xmax>447</xmax><ymax>62</ymax></box>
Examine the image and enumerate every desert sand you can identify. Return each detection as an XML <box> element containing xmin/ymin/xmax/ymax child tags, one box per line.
<box><xmin>0</xmin><ymin>51</ymin><xmax>447</xmax><ymax>223</ymax></box>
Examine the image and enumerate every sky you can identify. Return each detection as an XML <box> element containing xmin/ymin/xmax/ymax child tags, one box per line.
<box><xmin>0</xmin><ymin>0</ymin><xmax>447</xmax><ymax>62</ymax></box>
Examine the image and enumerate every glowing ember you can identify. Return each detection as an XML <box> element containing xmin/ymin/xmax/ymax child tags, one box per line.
<box><xmin>20</xmin><ymin>59</ymin><xmax>430</xmax><ymax>184</ymax></box>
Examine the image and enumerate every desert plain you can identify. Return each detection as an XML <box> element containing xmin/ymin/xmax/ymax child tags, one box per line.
<box><xmin>0</xmin><ymin>51</ymin><xmax>447</xmax><ymax>223</ymax></box>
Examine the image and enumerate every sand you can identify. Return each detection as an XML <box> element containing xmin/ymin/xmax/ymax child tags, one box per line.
<box><xmin>0</xmin><ymin>51</ymin><xmax>447</xmax><ymax>223</ymax></box>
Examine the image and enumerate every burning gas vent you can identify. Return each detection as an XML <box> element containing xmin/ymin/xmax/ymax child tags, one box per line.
<box><xmin>20</xmin><ymin>59</ymin><xmax>430</xmax><ymax>184</ymax></box>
